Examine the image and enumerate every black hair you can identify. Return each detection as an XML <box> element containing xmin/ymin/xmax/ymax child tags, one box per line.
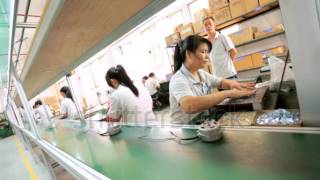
<box><xmin>105</xmin><ymin>65</ymin><xmax>139</xmax><ymax>97</ymax></box>
<box><xmin>35</xmin><ymin>100</ymin><xmax>43</xmax><ymax>106</ymax></box>
<box><xmin>142</xmin><ymin>76</ymin><xmax>148</xmax><ymax>80</ymax></box>
<box><xmin>202</xmin><ymin>16</ymin><xmax>215</xmax><ymax>23</ymax></box>
<box><xmin>148</xmin><ymin>72</ymin><xmax>155</xmax><ymax>77</ymax></box>
<box><xmin>173</xmin><ymin>35</ymin><xmax>212</xmax><ymax>73</ymax></box>
<box><xmin>60</xmin><ymin>86</ymin><xmax>74</xmax><ymax>102</ymax></box>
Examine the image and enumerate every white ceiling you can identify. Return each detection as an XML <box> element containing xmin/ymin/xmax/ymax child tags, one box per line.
<box><xmin>13</xmin><ymin>0</ymin><xmax>46</xmax><ymax>76</ymax></box>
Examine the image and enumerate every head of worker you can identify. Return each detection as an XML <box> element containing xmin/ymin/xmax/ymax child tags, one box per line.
<box><xmin>106</xmin><ymin>65</ymin><xmax>139</xmax><ymax>96</ymax></box>
<box><xmin>149</xmin><ymin>72</ymin><xmax>155</xmax><ymax>78</ymax></box>
<box><xmin>174</xmin><ymin>35</ymin><xmax>212</xmax><ymax>73</ymax></box>
<box><xmin>203</xmin><ymin>16</ymin><xmax>216</xmax><ymax>36</ymax></box>
<box><xmin>142</xmin><ymin>76</ymin><xmax>148</xmax><ymax>85</ymax></box>
<box><xmin>60</xmin><ymin>86</ymin><xmax>74</xmax><ymax>101</ymax></box>
<box><xmin>34</xmin><ymin>100</ymin><xmax>42</xmax><ymax>108</ymax></box>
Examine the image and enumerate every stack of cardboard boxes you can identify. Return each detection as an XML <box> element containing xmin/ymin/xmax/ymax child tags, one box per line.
<box><xmin>234</xmin><ymin>46</ymin><xmax>286</xmax><ymax>71</ymax></box>
<box><xmin>229</xmin><ymin>27</ymin><xmax>257</xmax><ymax>45</ymax></box>
<box><xmin>229</xmin><ymin>24</ymin><xmax>284</xmax><ymax>46</ymax></box>
<box><xmin>254</xmin><ymin>24</ymin><xmax>285</xmax><ymax>39</ymax></box>
<box><xmin>234</xmin><ymin>55</ymin><xmax>253</xmax><ymax>71</ymax></box>
<box><xmin>164</xmin><ymin>0</ymin><xmax>281</xmax><ymax>72</ymax></box>
<box><xmin>165</xmin><ymin>32</ymin><xmax>181</xmax><ymax>46</ymax></box>
<box><xmin>259</xmin><ymin>0</ymin><xmax>277</xmax><ymax>6</ymax></box>
<box><xmin>193</xmin><ymin>8</ymin><xmax>211</xmax><ymax>34</ymax></box>
<box><xmin>44</xmin><ymin>96</ymin><xmax>60</xmax><ymax>115</ymax></box>
<box><xmin>208</xmin><ymin>0</ymin><xmax>229</xmax><ymax>10</ymax></box>
<box><xmin>180</xmin><ymin>23</ymin><xmax>195</xmax><ymax>40</ymax></box>
<box><xmin>207</xmin><ymin>0</ymin><xmax>232</xmax><ymax>25</ymax></box>
<box><xmin>229</xmin><ymin>0</ymin><xmax>259</xmax><ymax>18</ymax></box>
<box><xmin>165</xmin><ymin>0</ymin><xmax>279</xmax><ymax>45</ymax></box>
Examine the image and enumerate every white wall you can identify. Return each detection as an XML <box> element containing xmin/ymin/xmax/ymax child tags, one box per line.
<box><xmin>279</xmin><ymin>0</ymin><xmax>320</xmax><ymax>126</ymax></box>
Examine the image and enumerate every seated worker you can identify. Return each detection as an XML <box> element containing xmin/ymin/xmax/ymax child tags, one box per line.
<box><xmin>145</xmin><ymin>72</ymin><xmax>160</xmax><ymax>98</ymax></box>
<box><xmin>105</xmin><ymin>65</ymin><xmax>155</xmax><ymax>123</ymax></box>
<box><xmin>60</xmin><ymin>86</ymin><xmax>78</xmax><ymax>119</ymax></box>
<box><xmin>170</xmin><ymin>35</ymin><xmax>256</xmax><ymax>124</ymax></box>
<box><xmin>34</xmin><ymin>100</ymin><xmax>53</xmax><ymax>121</ymax></box>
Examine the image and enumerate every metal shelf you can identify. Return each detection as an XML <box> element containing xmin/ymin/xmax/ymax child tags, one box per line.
<box><xmin>235</xmin><ymin>31</ymin><xmax>285</xmax><ymax>48</ymax></box>
<box><xmin>166</xmin><ymin>1</ymin><xmax>281</xmax><ymax>48</ymax></box>
<box><xmin>216</xmin><ymin>1</ymin><xmax>280</xmax><ymax>30</ymax></box>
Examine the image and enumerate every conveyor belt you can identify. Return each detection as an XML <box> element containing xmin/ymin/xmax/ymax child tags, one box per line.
<box><xmin>38</xmin><ymin>121</ymin><xmax>320</xmax><ymax>180</ymax></box>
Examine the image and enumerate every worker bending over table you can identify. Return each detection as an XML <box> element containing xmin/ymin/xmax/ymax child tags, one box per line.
<box><xmin>105</xmin><ymin>65</ymin><xmax>156</xmax><ymax>123</ymax></box>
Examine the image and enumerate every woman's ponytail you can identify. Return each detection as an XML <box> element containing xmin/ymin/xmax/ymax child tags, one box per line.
<box><xmin>173</xmin><ymin>40</ymin><xmax>185</xmax><ymax>73</ymax></box>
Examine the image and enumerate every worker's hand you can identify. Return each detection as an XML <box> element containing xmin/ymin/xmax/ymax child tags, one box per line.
<box><xmin>230</xmin><ymin>81</ymin><xmax>256</xmax><ymax>90</ymax></box>
<box><xmin>227</xmin><ymin>88</ymin><xmax>256</xmax><ymax>99</ymax></box>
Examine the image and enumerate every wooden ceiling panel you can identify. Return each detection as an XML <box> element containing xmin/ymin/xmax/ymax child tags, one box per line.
<box><xmin>22</xmin><ymin>0</ymin><xmax>151</xmax><ymax>98</ymax></box>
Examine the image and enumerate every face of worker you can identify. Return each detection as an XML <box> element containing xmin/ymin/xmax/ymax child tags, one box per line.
<box><xmin>187</xmin><ymin>43</ymin><xmax>210</xmax><ymax>69</ymax></box>
<box><xmin>203</xmin><ymin>18</ymin><xmax>216</xmax><ymax>34</ymax></box>
<box><xmin>110</xmin><ymin>79</ymin><xmax>120</xmax><ymax>89</ymax></box>
<box><xmin>60</xmin><ymin>92</ymin><xmax>66</xmax><ymax>98</ymax></box>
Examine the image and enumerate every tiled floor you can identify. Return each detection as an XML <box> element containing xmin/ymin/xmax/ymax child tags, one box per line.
<box><xmin>0</xmin><ymin>135</ymin><xmax>76</xmax><ymax>180</ymax></box>
<box><xmin>0</xmin><ymin>136</ymin><xmax>51</xmax><ymax>180</ymax></box>
<box><xmin>0</xmin><ymin>107</ymin><xmax>174</xmax><ymax>180</ymax></box>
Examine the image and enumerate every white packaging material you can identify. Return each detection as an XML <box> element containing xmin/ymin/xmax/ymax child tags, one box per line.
<box><xmin>268</xmin><ymin>56</ymin><xmax>295</xmax><ymax>91</ymax></box>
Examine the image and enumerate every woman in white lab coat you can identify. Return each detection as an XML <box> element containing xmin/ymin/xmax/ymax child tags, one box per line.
<box><xmin>34</xmin><ymin>100</ymin><xmax>53</xmax><ymax>125</ymax></box>
<box><xmin>59</xmin><ymin>86</ymin><xmax>78</xmax><ymax>119</ymax></box>
<box><xmin>105</xmin><ymin>65</ymin><xmax>155</xmax><ymax>123</ymax></box>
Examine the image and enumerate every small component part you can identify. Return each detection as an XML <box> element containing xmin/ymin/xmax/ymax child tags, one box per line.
<box><xmin>197</xmin><ymin>121</ymin><xmax>223</xmax><ymax>142</ymax></box>
<box><xmin>100</xmin><ymin>125</ymin><xmax>122</xmax><ymax>136</ymax></box>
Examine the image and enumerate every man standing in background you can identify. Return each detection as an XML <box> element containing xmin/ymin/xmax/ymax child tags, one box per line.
<box><xmin>145</xmin><ymin>72</ymin><xmax>160</xmax><ymax>99</ymax></box>
<box><xmin>203</xmin><ymin>16</ymin><xmax>238</xmax><ymax>79</ymax></box>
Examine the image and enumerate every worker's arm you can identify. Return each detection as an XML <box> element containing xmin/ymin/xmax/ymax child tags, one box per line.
<box><xmin>220</xmin><ymin>79</ymin><xmax>256</xmax><ymax>90</ymax></box>
<box><xmin>179</xmin><ymin>89</ymin><xmax>255</xmax><ymax>113</ymax></box>
<box><xmin>106</xmin><ymin>96</ymin><xmax>122</xmax><ymax>122</ymax></box>
<box><xmin>229</xmin><ymin>48</ymin><xmax>237</xmax><ymax>61</ymax></box>
<box><xmin>60</xmin><ymin>104</ymin><xmax>68</xmax><ymax>119</ymax></box>
<box><xmin>60</xmin><ymin>113</ymin><xmax>67</xmax><ymax>119</ymax></box>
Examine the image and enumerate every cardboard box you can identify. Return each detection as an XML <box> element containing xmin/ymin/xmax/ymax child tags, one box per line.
<box><xmin>44</xmin><ymin>96</ymin><xmax>59</xmax><ymax>105</ymax></box>
<box><xmin>260</xmin><ymin>46</ymin><xmax>286</xmax><ymax>57</ymax></box>
<box><xmin>234</xmin><ymin>55</ymin><xmax>253</xmax><ymax>71</ymax></box>
<box><xmin>171</xmin><ymin>32</ymin><xmax>181</xmax><ymax>44</ymax></box>
<box><xmin>208</xmin><ymin>0</ymin><xmax>229</xmax><ymax>10</ymax></box>
<box><xmin>230</xmin><ymin>0</ymin><xmax>259</xmax><ymax>18</ymax></box>
<box><xmin>230</xmin><ymin>0</ymin><xmax>246</xmax><ymax>18</ymax></box>
<box><xmin>165</xmin><ymin>32</ymin><xmax>181</xmax><ymax>46</ymax></box>
<box><xmin>212</xmin><ymin>5</ymin><xmax>232</xmax><ymax>25</ymax></box>
<box><xmin>193</xmin><ymin>21</ymin><xmax>205</xmax><ymax>34</ymax></box>
<box><xmin>194</xmin><ymin>8</ymin><xmax>211</xmax><ymax>22</ymax></box>
<box><xmin>229</xmin><ymin>33</ymin><xmax>240</xmax><ymax>45</ymax></box>
<box><xmin>203</xmin><ymin>62</ymin><xmax>213</xmax><ymax>74</ymax></box>
<box><xmin>165</xmin><ymin>36</ymin><xmax>172</xmax><ymax>46</ymax></box>
<box><xmin>245</xmin><ymin>0</ymin><xmax>259</xmax><ymax>12</ymax></box>
<box><xmin>44</xmin><ymin>96</ymin><xmax>60</xmax><ymax>114</ymax></box>
<box><xmin>180</xmin><ymin>23</ymin><xmax>195</xmax><ymax>40</ymax></box>
<box><xmin>251</xmin><ymin>53</ymin><xmax>265</xmax><ymax>68</ymax></box>
<box><xmin>238</xmin><ymin>27</ymin><xmax>257</xmax><ymax>43</ymax></box>
<box><xmin>259</xmin><ymin>0</ymin><xmax>277</xmax><ymax>7</ymax></box>
<box><xmin>174</xmin><ymin>24</ymin><xmax>184</xmax><ymax>33</ymax></box>
<box><xmin>269</xmin><ymin>46</ymin><xmax>286</xmax><ymax>55</ymax></box>
<box><xmin>254</xmin><ymin>24</ymin><xmax>285</xmax><ymax>39</ymax></box>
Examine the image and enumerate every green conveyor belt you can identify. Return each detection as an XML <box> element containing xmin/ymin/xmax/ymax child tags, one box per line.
<box><xmin>38</xmin><ymin>121</ymin><xmax>320</xmax><ymax>180</ymax></box>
